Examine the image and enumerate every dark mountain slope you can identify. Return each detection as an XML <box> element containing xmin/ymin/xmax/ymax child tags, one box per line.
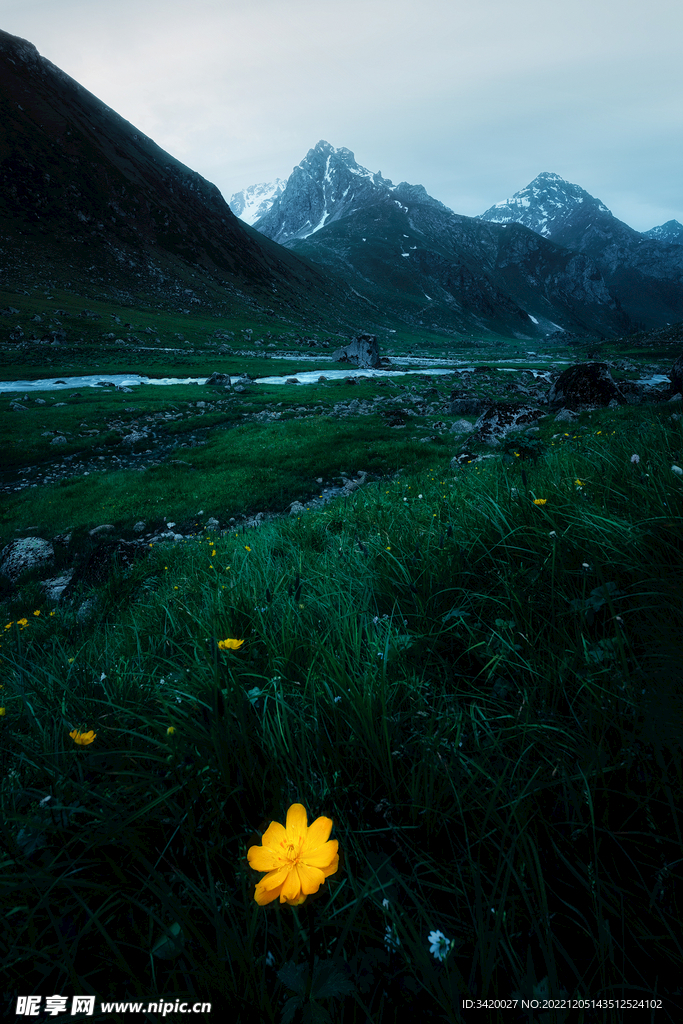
<box><xmin>0</xmin><ymin>30</ymin><xmax>362</xmax><ymax>326</ymax></box>
<box><xmin>284</xmin><ymin>182</ymin><xmax>630</xmax><ymax>339</ymax></box>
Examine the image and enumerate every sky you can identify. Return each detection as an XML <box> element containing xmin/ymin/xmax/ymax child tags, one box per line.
<box><xmin>2</xmin><ymin>0</ymin><xmax>682</xmax><ymax>231</ymax></box>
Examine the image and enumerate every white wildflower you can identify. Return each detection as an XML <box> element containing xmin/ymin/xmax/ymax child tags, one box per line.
<box><xmin>428</xmin><ymin>930</ymin><xmax>454</xmax><ymax>962</ymax></box>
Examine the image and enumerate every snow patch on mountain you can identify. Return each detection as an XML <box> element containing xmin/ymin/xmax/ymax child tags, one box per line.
<box><xmin>228</xmin><ymin>178</ymin><xmax>286</xmax><ymax>225</ymax></box>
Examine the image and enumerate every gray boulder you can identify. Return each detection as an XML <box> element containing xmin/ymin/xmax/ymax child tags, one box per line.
<box><xmin>0</xmin><ymin>537</ymin><xmax>55</xmax><ymax>583</ymax></box>
<box><xmin>472</xmin><ymin>403</ymin><xmax>546</xmax><ymax>446</ymax></box>
<box><xmin>449</xmin><ymin>396</ymin><xmax>491</xmax><ymax>415</ymax></box>
<box><xmin>331</xmin><ymin>334</ymin><xmax>380</xmax><ymax>369</ymax></box>
<box><xmin>548</xmin><ymin>362</ymin><xmax>625</xmax><ymax>409</ymax></box>
<box><xmin>449</xmin><ymin>418</ymin><xmax>475</xmax><ymax>434</ymax></box>
<box><xmin>205</xmin><ymin>372</ymin><xmax>231</xmax><ymax>387</ymax></box>
<box><xmin>554</xmin><ymin>408</ymin><xmax>579</xmax><ymax>423</ymax></box>
<box><xmin>42</xmin><ymin>571</ymin><xmax>75</xmax><ymax>601</ymax></box>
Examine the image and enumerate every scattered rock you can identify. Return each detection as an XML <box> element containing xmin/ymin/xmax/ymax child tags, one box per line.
<box><xmin>548</xmin><ymin>362</ymin><xmax>625</xmax><ymax>409</ymax></box>
<box><xmin>0</xmin><ymin>537</ymin><xmax>55</xmax><ymax>583</ymax></box>
<box><xmin>89</xmin><ymin>524</ymin><xmax>115</xmax><ymax>537</ymax></box>
<box><xmin>449</xmin><ymin>418</ymin><xmax>475</xmax><ymax>434</ymax></box>
<box><xmin>554</xmin><ymin>408</ymin><xmax>579</xmax><ymax>423</ymax></box>
<box><xmin>205</xmin><ymin>372</ymin><xmax>231</xmax><ymax>387</ymax></box>
<box><xmin>42</xmin><ymin>571</ymin><xmax>74</xmax><ymax>601</ymax></box>
<box><xmin>472</xmin><ymin>403</ymin><xmax>546</xmax><ymax>446</ymax></box>
<box><xmin>331</xmin><ymin>333</ymin><xmax>380</xmax><ymax>369</ymax></box>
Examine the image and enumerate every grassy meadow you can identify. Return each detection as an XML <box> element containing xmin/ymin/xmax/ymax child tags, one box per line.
<box><xmin>1</xmin><ymin>294</ymin><xmax>683</xmax><ymax>1023</ymax></box>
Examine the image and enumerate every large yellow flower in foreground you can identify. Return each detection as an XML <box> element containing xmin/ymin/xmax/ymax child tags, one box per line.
<box><xmin>248</xmin><ymin>803</ymin><xmax>339</xmax><ymax>906</ymax></box>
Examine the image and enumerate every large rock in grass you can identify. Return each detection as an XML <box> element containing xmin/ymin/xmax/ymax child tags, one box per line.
<box><xmin>449</xmin><ymin>395</ymin><xmax>491</xmax><ymax>415</ymax></box>
<box><xmin>547</xmin><ymin>362</ymin><xmax>625</xmax><ymax>409</ymax></box>
<box><xmin>472</xmin><ymin>403</ymin><xmax>546</xmax><ymax>446</ymax></box>
<box><xmin>331</xmin><ymin>334</ymin><xmax>379</xmax><ymax>369</ymax></box>
<box><xmin>205</xmin><ymin>371</ymin><xmax>231</xmax><ymax>387</ymax></box>
<box><xmin>0</xmin><ymin>537</ymin><xmax>54</xmax><ymax>583</ymax></box>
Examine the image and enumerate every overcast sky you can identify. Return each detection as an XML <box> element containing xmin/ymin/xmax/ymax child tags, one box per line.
<box><xmin>2</xmin><ymin>0</ymin><xmax>682</xmax><ymax>230</ymax></box>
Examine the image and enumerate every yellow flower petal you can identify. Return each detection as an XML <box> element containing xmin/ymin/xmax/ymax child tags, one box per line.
<box><xmin>259</xmin><ymin>819</ymin><xmax>288</xmax><ymax>852</ymax></box>
<box><xmin>254</xmin><ymin>879</ymin><xmax>285</xmax><ymax>906</ymax></box>
<box><xmin>257</xmin><ymin>865</ymin><xmax>291</xmax><ymax>893</ymax></box>
<box><xmin>281</xmin><ymin>867</ymin><xmax>302</xmax><ymax>904</ymax></box>
<box><xmin>301</xmin><ymin>814</ymin><xmax>333</xmax><ymax>854</ymax></box>
<box><xmin>285</xmin><ymin>803</ymin><xmax>309</xmax><ymax>846</ymax></box>
<box><xmin>302</xmin><ymin>839</ymin><xmax>339</xmax><ymax>870</ymax></box>
<box><xmin>296</xmin><ymin>861</ymin><xmax>326</xmax><ymax>895</ymax></box>
<box><xmin>248</xmin><ymin>844</ymin><xmax>282</xmax><ymax>873</ymax></box>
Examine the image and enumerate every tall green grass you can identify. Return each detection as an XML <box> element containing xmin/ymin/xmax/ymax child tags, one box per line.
<box><xmin>1</xmin><ymin>404</ymin><xmax>682</xmax><ymax>1023</ymax></box>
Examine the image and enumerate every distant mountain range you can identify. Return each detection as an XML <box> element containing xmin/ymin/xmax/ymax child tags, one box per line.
<box><xmin>1</xmin><ymin>26</ymin><xmax>681</xmax><ymax>342</ymax></box>
<box><xmin>235</xmin><ymin>144</ymin><xmax>683</xmax><ymax>337</ymax></box>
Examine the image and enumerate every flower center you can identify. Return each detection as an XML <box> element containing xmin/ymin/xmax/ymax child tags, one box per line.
<box><xmin>284</xmin><ymin>842</ymin><xmax>299</xmax><ymax>863</ymax></box>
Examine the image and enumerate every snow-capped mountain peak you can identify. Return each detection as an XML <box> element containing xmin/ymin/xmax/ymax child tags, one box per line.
<box><xmin>251</xmin><ymin>140</ymin><xmax>400</xmax><ymax>244</ymax></box>
<box><xmin>479</xmin><ymin>171</ymin><xmax>612</xmax><ymax>238</ymax></box>
<box><xmin>228</xmin><ymin>178</ymin><xmax>286</xmax><ymax>225</ymax></box>
<box><xmin>643</xmin><ymin>219</ymin><xmax>683</xmax><ymax>245</ymax></box>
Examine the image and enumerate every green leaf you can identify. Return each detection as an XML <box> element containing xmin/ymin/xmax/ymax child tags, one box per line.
<box><xmin>277</xmin><ymin>960</ymin><xmax>307</xmax><ymax>995</ymax></box>
<box><xmin>310</xmin><ymin>959</ymin><xmax>355</xmax><ymax>1000</ymax></box>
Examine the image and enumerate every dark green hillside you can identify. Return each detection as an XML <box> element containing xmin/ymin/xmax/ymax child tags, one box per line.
<box><xmin>0</xmin><ymin>30</ymin><xmax>376</xmax><ymax>334</ymax></box>
<box><xmin>288</xmin><ymin>198</ymin><xmax>631</xmax><ymax>340</ymax></box>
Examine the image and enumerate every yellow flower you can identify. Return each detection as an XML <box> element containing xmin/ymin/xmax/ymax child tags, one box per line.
<box><xmin>68</xmin><ymin>657</ymin><xmax>75</xmax><ymax>664</ymax></box>
<box><xmin>248</xmin><ymin>803</ymin><xmax>339</xmax><ymax>906</ymax></box>
<box><xmin>245</xmin><ymin>545</ymin><xmax>251</xmax><ymax>552</ymax></box>
<box><xmin>17</xmin><ymin>618</ymin><xmax>28</xmax><ymax>627</ymax></box>
<box><xmin>212</xmin><ymin>550</ymin><xmax>216</xmax><ymax>556</ymax></box>
<box><xmin>0</xmin><ymin>707</ymin><xmax>5</xmax><ymax>716</ymax></box>
<box><xmin>70</xmin><ymin>729</ymin><xmax>96</xmax><ymax>746</ymax></box>
<box><xmin>33</xmin><ymin>610</ymin><xmax>40</xmax><ymax>616</ymax></box>
<box><xmin>167</xmin><ymin>726</ymin><xmax>176</xmax><ymax>735</ymax></box>
<box><xmin>574</xmin><ymin>479</ymin><xmax>583</xmax><ymax>486</ymax></box>
<box><xmin>217</xmin><ymin>638</ymin><xmax>245</xmax><ymax>650</ymax></box>
<box><xmin>533</xmin><ymin>499</ymin><xmax>547</xmax><ymax>505</ymax></box>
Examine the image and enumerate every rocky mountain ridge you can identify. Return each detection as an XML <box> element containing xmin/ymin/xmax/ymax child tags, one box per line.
<box><xmin>479</xmin><ymin>173</ymin><xmax>683</xmax><ymax>329</ymax></box>
<box><xmin>252</xmin><ymin>141</ymin><xmax>450</xmax><ymax>244</ymax></box>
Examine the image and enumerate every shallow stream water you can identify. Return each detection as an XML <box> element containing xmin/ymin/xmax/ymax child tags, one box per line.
<box><xmin>0</xmin><ymin>358</ymin><xmax>560</xmax><ymax>393</ymax></box>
